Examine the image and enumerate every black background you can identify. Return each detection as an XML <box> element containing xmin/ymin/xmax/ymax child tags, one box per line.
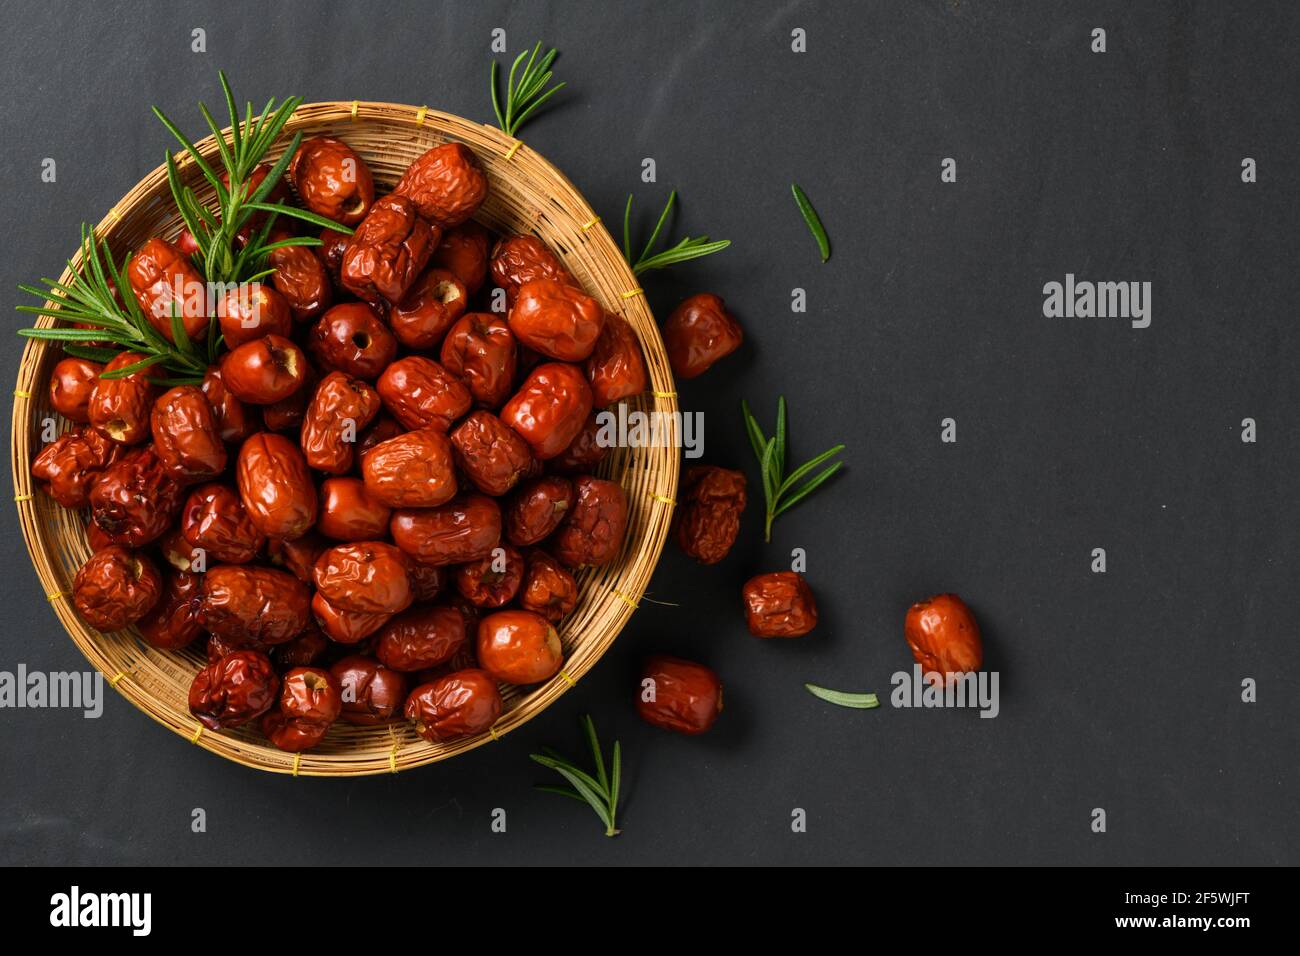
<box><xmin>2</xmin><ymin>0</ymin><xmax>1297</xmax><ymax>866</ymax></box>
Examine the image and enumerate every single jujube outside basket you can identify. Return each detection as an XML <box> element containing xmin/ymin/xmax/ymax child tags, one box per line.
<box><xmin>11</xmin><ymin>102</ymin><xmax>679</xmax><ymax>775</ymax></box>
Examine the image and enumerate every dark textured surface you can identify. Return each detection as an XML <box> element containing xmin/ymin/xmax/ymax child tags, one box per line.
<box><xmin>1</xmin><ymin>0</ymin><xmax>1297</xmax><ymax>866</ymax></box>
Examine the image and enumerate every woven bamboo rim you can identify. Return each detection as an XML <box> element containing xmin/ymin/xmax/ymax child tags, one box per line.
<box><xmin>10</xmin><ymin>102</ymin><xmax>679</xmax><ymax>775</ymax></box>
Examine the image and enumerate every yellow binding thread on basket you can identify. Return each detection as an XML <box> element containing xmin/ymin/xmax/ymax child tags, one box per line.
<box><xmin>14</xmin><ymin>494</ymin><xmax>33</xmax><ymax>503</ymax></box>
<box><xmin>487</xmin><ymin>723</ymin><xmax>502</xmax><ymax>741</ymax></box>
<box><xmin>580</xmin><ymin>216</ymin><xmax>600</xmax><ymax>232</ymax></box>
<box><xmin>651</xmin><ymin>390</ymin><xmax>676</xmax><ymax>399</ymax></box>
<box><xmin>612</xmin><ymin>589</ymin><xmax>639</xmax><ymax>609</ymax></box>
<box><xmin>503</xmin><ymin>139</ymin><xmax>522</xmax><ymax>160</ymax></box>
<box><xmin>414</xmin><ymin>105</ymin><xmax>428</xmax><ymax>125</ymax></box>
<box><xmin>350</xmin><ymin>100</ymin><xmax>359</xmax><ymax>120</ymax></box>
<box><xmin>107</xmin><ymin>206</ymin><xmax>121</xmax><ymax>222</ymax></box>
<box><xmin>108</xmin><ymin>671</ymin><xmax>126</xmax><ymax>688</ymax></box>
<box><xmin>621</xmin><ymin>288</ymin><xmax>645</xmax><ymax>300</ymax></box>
<box><xmin>292</xmin><ymin>753</ymin><xmax>302</xmax><ymax>777</ymax></box>
<box><xmin>47</xmin><ymin>590</ymin><xmax>65</xmax><ymax>602</ymax></box>
<box><xmin>650</xmin><ymin>494</ymin><xmax>676</xmax><ymax>506</ymax></box>
<box><xmin>557</xmin><ymin>669</ymin><xmax>576</xmax><ymax>688</ymax></box>
<box><xmin>389</xmin><ymin>742</ymin><xmax>398</xmax><ymax>773</ymax></box>
<box><xmin>191</xmin><ymin>725</ymin><xmax>203</xmax><ymax>744</ymax></box>
<box><xmin>13</xmin><ymin>389</ymin><xmax>31</xmax><ymax>399</ymax></box>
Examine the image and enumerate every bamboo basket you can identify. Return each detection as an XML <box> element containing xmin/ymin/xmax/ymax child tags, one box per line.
<box><xmin>10</xmin><ymin>102</ymin><xmax>679</xmax><ymax>775</ymax></box>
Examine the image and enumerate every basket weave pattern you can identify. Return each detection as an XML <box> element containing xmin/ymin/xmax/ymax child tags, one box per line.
<box><xmin>10</xmin><ymin>102</ymin><xmax>679</xmax><ymax>775</ymax></box>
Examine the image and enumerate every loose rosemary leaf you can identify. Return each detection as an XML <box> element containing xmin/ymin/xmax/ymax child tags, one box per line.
<box><xmin>791</xmin><ymin>183</ymin><xmax>830</xmax><ymax>262</ymax></box>
<box><xmin>805</xmin><ymin>683</ymin><xmax>880</xmax><ymax>709</ymax></box>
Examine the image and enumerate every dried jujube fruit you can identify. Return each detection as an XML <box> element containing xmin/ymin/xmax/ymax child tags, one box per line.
<box><xmin>637</xmin><ymin>656</ymin><xmax>723</xmax><ymax>735</ymax></box>
<box><xmin>741</xmin><ymin>571</ymin><xmax>818</xmax><ymax>638</ymax></box>
<box><xmin>476</xmin><ymin>609</ymin><xmax>564</xmax><ymax>685</ymax></box>
<box><xmin>189</xmin><ymin>649</ymin><xmax>280</xmax><ymax>730</ymax></box>
<box><xmin>72</xmin><ymin>545</ymin><xmax>162</xmax><ymax>631</ymax></box>
<box><xmin>904</xmin><ymin>593</ymin><xmax>983</xmax><ymax>685</ymax></box>
<box><xmin>404</xmin><ymin>669</ymin><xmax>502</xmax><ymax>742</ymax></box>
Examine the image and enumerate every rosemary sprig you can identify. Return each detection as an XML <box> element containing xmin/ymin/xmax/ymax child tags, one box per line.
<box><xmin>531</xmin><ymin>715</ymin><xmax>622</xmax><ymax>837</ymax></box>
<box><xmin>16</xmin><ymin>224</ymin><xmax>208</xmax><ymax>385</ymax></box>
<box><xmin>742</xmin><ymin>396</ymin><xmax>845</xmax><ymax>542</ymax></box>
<box><xmin>622</xmin><ymin>190</ymin><xmax>730</xmax><ymax>276</ymax></box>
<box><xmin>491</xmin><ymin>41</ymin><xmax>566</xmax><ymax>137</ymax></box>
<box><xmin>791</xmin><ymin>183</ymin><xmax>830</xmax><ymax>262</ymax></box>
<box><xmin>153</xmin><ymin>71</ymin><xmax>349</xmax><ymax>286</ymax></box>
<box><xmin>805</xmin><ymin>683</ymin><xmax>880</xmax><ymax>709</ymax></box>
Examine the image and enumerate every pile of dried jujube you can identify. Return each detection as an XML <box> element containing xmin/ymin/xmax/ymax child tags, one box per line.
<box><xmin>31</xmin><ymin>136</ymin><xmax>660</xmax><ymax>750</ymax></box>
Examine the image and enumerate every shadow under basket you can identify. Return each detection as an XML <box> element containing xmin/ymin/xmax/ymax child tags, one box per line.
<box><xmin>10</xmin><ymin>102</ymin><xmax>679</xmax><ymax>775</ymax></box>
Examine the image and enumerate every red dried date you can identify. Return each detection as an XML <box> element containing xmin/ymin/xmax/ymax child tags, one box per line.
<box><xmin>551</xmin><ymin>476</ymin><xmax>628</xmax><ymax>567</ymax></box>
<box><xmin>189</xmin><ymin>649</ymin><xmax>280</xmax><ymax>729</ymax></box>
<box><xmin>289</xmin><ymin>136</ymin><xmax>375</xmax><ymax>226</ymax></box>
<box><xmin>318</xmin><ymin>477</ymin><xmax>392</xmax><ymax>541</ymax></box>
<box><xmin>180</xmin><ymin>482</ymin><xmax>266</xmax><ymax>564</ymax></box>
<box><xmin>307</xmin><ymin>303</ymin><xmax>397</xmax><ymax>381</ymax></box>
<box><xmin>490</xmin><ymin>235</ymin><xmax>573</xmax><ymax>305</ymax></box>
<box><xmin>136</xmin><ymin>570</ymin><xmax>204</xmax><ymax>650</ymax></box>
<box><xmin>663</xmin><ymin>293</ymin><xmax>744</xmax><ymax>379</ymax></box>
<box><xmin>504</xmin><ymin>476</ymin><xmax>573</xmax><ymax>546</ymax></box>
<box><xmin>89</xmin><ymin>446</ymin><xmax>184</xmax><ymax>547</ymax></box>
<box><xmin>150</xmin><ymin>385</ymin><xmax>227</xmax><ymax>481</ymax></box>
<box><xmin>49</xmin><ymin>357</ymin><xmax>101</xmax><ymax>423</ymax></box>
<box><xmin>432</xmin><ymin>220</ymin><xmax>490</xmax><ymax>294</ymax></box>
<box><xmin>88</xmin><ymin>351</ymin><xmax>156</xmax><ymax>445</ymax></box>
<box><xmin>311</xmin><ymin>591</ymin><xmax>391</xmax><ymax>644</ymax></box>
<box><xmin>476</xmin><ymin>609</ymin><xmax>563</xmax><ymax>684</ymax></box>
<box><xmin>390</xmin><ymin>268</ymin><xmax>468</xmax><ymax>349</ymax></box>
<box><xmin>375</xmin><ymin>604</ymin><xmax>468</xmax><ymax>672</ymax></box>
<box><xmin>261</xmin><ymin>666</ymin><xmax>342</xmax><ymax>752</ymax></box>
<box><xmin>72</xmin><ymin>545</ymin><xmax>162</xmax><ymax>631</ymax></box>
<box><xmin>219</xmin><ymin>335</ymin><xmax>307</xmax><ymax>405</ymax></box>
<box><xmin>201</xmin><ymin>368</ymin><xmax>260</xmax><ymax>444</ymax></box>
<box><xmin>439</xmin><ymin>313</ymin><xmax>517</xmax><ymax>408</ymax></box>
<box><xmin>393</xmin><ymin>142</ymin><xmax>488</xmax><ymax>228</ymax></box>
<box><xmin>31</xmin><ymin>426</ymin><xmax>120</xmax><ymax>508</ymax></box>
<box><xmin>518</xmin><ymin>551</ymin><xmax>577</xmax><ymax>622</ymax></box>
<box><xmin>199</xmin><ymin>564</ymin><xmax>311</xmax><ymax>645</ymax></box>
<box><xmin>508</xmin><ymin>278</ymin><xmax>605</xmax><ymax>361</ymax></box>
<box><xmin>636</xmin><ymin>655</ymin><xmax>723</xmax><ymax>735</ymax></box>
<box><xmin>236</xmin><ymin>432</ymin><xmax>318</xmax><ymax>540</ymax></box>
<box><xmin>269</xmin><ymin>237</ymin><xmax>333</xmax><ymax>322</ymax></box>
<box><xmin>389</xmin><ymin>493</ymin><xmax>501</xmax><ymax>566</ymax></box>
<box><xmin>585</xmin><ymin>313</ymin><xmax>647</xmax><ymax>406</ymax></box>
<box><xmin>300</xmin><ymin>371</ymin><xmax>381</xmax><ymax>474</ymax></box>
<box><xmin>404</xmin><ymin>669</ymin><xmax>502</xmax><ymax>741</ymax></box>
<box><xmin>451</xmin><ymin>410</ymin><xmax>533</xmax><ymax>496</ymax></box>
<box><xmin>330</xmin><ymin>655</ymin><xmax>408</xmax><ymax>725</ymax></box>
<box><xmin>455</xmin><ymin>543</ymin><xmax>524</xmax><ymax>608</ymax></box>
<box><xmin>672</xmin><ymin>465</ymin><xmax>747</xmax><ymax>565</ymax></box>
<box><xmin>340</xmin><ymin>195</ymin><xmax>436</xmax><ymax>305</ymax></box>
<box><xmin>376</xmin><ymin>356</ymin><xmax>471</xmax><ymax>432</ymax></box>
<box><xmin>360</xmin><ymin>429</ymin><xmax>458</xmax><ymax>509</ymax></box>
<box><xmin>218</xmin><ymin>282</ymin><xmax>292</xmax><ymax>348</ymax></box>
<box><xmin>741</xmin><ymin>571</ymin><xmax>818</xmax><ymax>638</ymax></box>
<box><xmin>312</xmin><ymin>541</ymin><xmax>413</xmax><ymax>615</ymax></box>
<box><xmin>500</xmin><ymin>362</ymin><xmax>593</xmax><ymax>460</ymax></box>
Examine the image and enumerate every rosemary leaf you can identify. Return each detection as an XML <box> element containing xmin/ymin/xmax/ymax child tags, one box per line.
<box><xmin>805</xmin><ymin>683</ymin><xmax>880</xmax><ymax>709</ymax></box>
<box><xmin>623</xmin><ymin>191</ymin><xmax>730</xmax><ymax>276</ymax></box>
<box><xmin>532</xmin><ymin>716</ymin><xmax>622</xmax><ymax>837</ymax></box>
<box><xmin>774</xmin><ymin>461</ymin><xmax>843</xmax><ymax>517</ymax></box>
<box><xmin>743</xmin><ymin>397</ymin><xmax>846</xmax><ymax>541</ymax></box>
<box><xmin>791</xmin><ymin>183</ymin><xmax>830</xmax><ymax>262</ymax></box>
<box><xmin>490</xmin><ymin>41</ymin><xmax>566</xmax><ymax>137</ymax></box>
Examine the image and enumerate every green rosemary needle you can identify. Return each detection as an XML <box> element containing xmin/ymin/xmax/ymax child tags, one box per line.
<box><xmin>742</xmin><ymin>396</ymin><xmax>845</xmax><ymax>542</ymax></box>
<box><xmin>491</xmin><ymin>41</ymin><xmax>566</xmax><ymax>137</ymax></box>
<box><xmin>622</xmin><ymin>190</ymin><xmax>730</xmax><ymax>275</ymax></box>
<box><xmin>531</xmin><ymin>715</ymin><xmax>622</xmax><ymax>837</ymax></box>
